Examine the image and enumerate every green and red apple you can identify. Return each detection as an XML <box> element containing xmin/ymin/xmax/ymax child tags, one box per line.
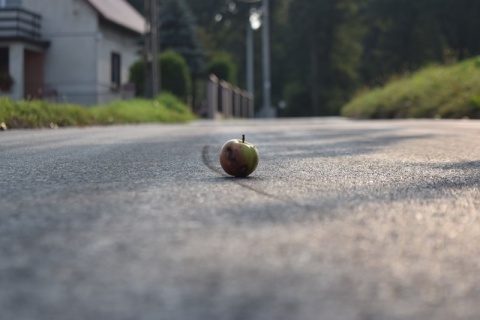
<box><xmin>219</xmin><ymin>135</ymin><xmax>259</xmax><ymax>177</ymax></box>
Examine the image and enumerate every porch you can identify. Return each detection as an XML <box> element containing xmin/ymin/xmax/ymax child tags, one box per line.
<box><xmin>0</xmin><ymin>7</ymin><xmax>49</xmax><ymax>100</ymax></box>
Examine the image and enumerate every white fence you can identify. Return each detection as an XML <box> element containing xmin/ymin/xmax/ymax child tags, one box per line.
<box><xmin>206</xmin><ymin>75</ymin><xmax>254</xmax><ymax>119</ymax></box>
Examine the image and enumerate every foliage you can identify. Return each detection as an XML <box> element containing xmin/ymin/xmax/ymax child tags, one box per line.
<box><xmin>0</xmin><ymin>73</ymin><xmax>14</xmax><ymax>91</ymax></box>
<box><xmin>128</xmin><ymin>51</ymin><xmax>192</xmax><ymax>102</ymax></box>
<box><xmin>288</xmin><ymin>0</ymin><xmax>367</xmax><ymax>116</ymax></box>
<box><xmin>341</xmin><ymin>56</ymin><xmax>480</xmax><ymax>119</ymax></box>
<box><xmin>186</xmin><ymin>0</ymin><xmax>262</xmax><ymax>109</ymax></box>
<box><xmin>129</xmin><ymin>59</ymin><xmax>145</xmax><ymax>97</ymax></box>
<box><xmin>92</xmin><ymin>94</ymin><xmax>195</xmax><ymax>124</ymax></box>
<box><xmin>182</xmin><ymin>0</ymin><xmax>480</xmax><ymax>117</ymax></box>
<box><xmin>127</xmin><ymin>0</ymin><xmax>204</xmax><ymax>109</ymax></box>
<box><xmin>436</xmin><ymin>0</ymin><xmax>480</xmax><ymax>60</ymax></box>
<box><xmin>283</xmin><ymin>82</ymin><xmax>311</xmax><ymax>117</ymax></box>
<box><xmin>127</xmin><ymin>0</ymin><xmax>206</xmax><ymax>77</ymax></box>
<box><xmin>125</xmin><ymin>0</ymin><xmax>480</xmax><ymax>117</ymax></box>
<box><xmin>0</xmin><ymin>94</ymin><xmax>195</xmax><ymax>129</ymax></box>
<box><xmin>126</xmin><ymin>0</ymin><xmax>142</xmax><ymax>13</ymax></box>
<box><xmin>360</xmin><ymin>0</ymin><xmax>446</xmax><ymax>86</ymax></box>
<box><xmin>160</xmin><ymin>50</ymin><xmax>192</xmax><ymax>101</ymax></box>
<box><xmin>207</xmin><ymin>52</ymin><xmax>238</xmax><ymax>84</ymax></box>
<box><xmin>159</xmin><ymin>0</ymin><xmax>205</xmax><ymax>77</ymax></box>
<box><xmin>0</xmin><ymin>99</ymin><xmax>93</xmax><ymax>128</ymax></box>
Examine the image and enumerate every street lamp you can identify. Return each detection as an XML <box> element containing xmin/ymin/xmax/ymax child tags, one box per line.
<box><xmin>239</xmin><ymin>0</ymin><xmax>274</xmax><ymax>118</ymax></box>
<box><xmin>260</xmin><ymin>0</ymin><xmax>274</xmax><ymax>118</ymax></box>
<box><xmin>246</xmin><ymin>8</ymin><xmax>261</xmax><ymax>98</ymax></box>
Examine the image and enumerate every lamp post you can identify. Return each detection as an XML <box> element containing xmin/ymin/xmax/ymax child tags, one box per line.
<box><xmin>246</xmin><ymin>8</ymin><xmax>261</xmax><ymax>97</ymax></box>
<box><xmin>239</xmin><ymin>0</ymin><xmax>274</xmax><ymax>118</ymax></box>
<box><xmin>260</xmin><ymin>0</ymin><xmax>274</xmax><ymax>118</ymax></box>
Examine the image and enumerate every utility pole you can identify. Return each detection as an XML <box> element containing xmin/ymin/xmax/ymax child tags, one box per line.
<box><xmin>150</xmin><ymin>0</ymin><xmax>159</xmax><ymax>98</ymax></box>
<box><xmin>144</xmin><ymin>0</ymin><xmax>159</xmax><ymax>98</ymax></box>
<box><xmin>143</xmin><ymin>0</ymin><xmax>151</xmax><ymax>98</ymax></box>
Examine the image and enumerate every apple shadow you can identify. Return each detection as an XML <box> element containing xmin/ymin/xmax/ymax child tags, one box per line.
<box><xmin>202</xmin><ymin>175</ymin><xmax>267</xmax><ymax>184</ymax></box>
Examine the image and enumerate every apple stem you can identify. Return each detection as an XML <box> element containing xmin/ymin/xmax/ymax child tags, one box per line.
<box><xmin>242</xmin><ymin>134</ymin><xmax>245</xmax><ymax>143</ymax></box>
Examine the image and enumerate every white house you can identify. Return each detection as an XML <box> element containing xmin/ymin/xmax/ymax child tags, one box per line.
<box><xmin>0</xmin><ymin>0</ymin><xmax>146</xmax><ymax>105</ymax></box>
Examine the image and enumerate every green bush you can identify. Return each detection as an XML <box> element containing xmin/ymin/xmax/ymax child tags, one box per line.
<box><xmin>157</xmin><ymin>92</ymin><xmax>190</xmax><ymax>115</ymax></box>
<box><xmin>128</xmin><ymin>50</ymin><xmax>192</xmax><ymax>102</ymax></box>
<box><xmin>342</xmin><ymin>56</ymin><xmax>480</xmax><ymax>119</ymax></box>
<box><xmin>0</xmin><ymin>98</ymin><xmax>93</xmax><ymax>128</ymax></box>
<box><xmin>0</xmin><ymin>93</ymin><xmax>195</xmax><ymax>129</ymax></box>
<box><xmin>129</xmin><ymin>59</ymin><xmax>145</xmax><ymax>97</ymax></box>
<box><xmin>91</xmin><ymin>97</ymin><xmax>194</xmax><ymax>124</ymax></box>
<box><xmin>208</xmin><ymin>52</ymin><xmax>237</xmax><ymax>85</ymax></box>
<box><xmin>160</xmin><ymin>50</ymin><xmax>191</xmax><ymax>102</ymax></box>
<box><xmin>283</xmin><ymin>82</ymin><xmax>311</xmax><ymax>117</ymax></box>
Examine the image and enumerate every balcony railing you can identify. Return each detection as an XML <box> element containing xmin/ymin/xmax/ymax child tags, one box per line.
<box><xmin>0</xmin><ymin>7</ymin><xmax>42</xmax><ymax>40</ymax></box>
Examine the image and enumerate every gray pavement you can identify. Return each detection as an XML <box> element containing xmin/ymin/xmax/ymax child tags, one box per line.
<box><xmin>1</xmin><ymin>118</ymin><xmax>480</xmax><ymax>320</ymax></box>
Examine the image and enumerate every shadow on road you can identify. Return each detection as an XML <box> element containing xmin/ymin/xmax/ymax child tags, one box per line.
<box><xmin>262</xmin><ymin>133</ymin><xmax>434</xmax><ymax>159</ymax></box>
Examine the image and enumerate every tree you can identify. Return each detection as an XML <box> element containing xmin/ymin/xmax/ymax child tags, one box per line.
<box><xmin>360</xmin><ymin>0</ymin><xmax>446</xmax><ymax>85</ymax></box>
<box><xmin>129</xmin><ymin>51</ymin><xmax>191</xmax><ymax>101</ymax></box>
<box><xmin>208</xmin><ymin>52</ymin><xmax>237</xmax><ymax>84</ymax></box>
<box><xmin>160</xmin><ymin>51</ymin><xmax>192</xmax><ymax>101</ymax></box>
<box><xmin>186</xmin><ymin>0</ymin><xmax>294</xmax><ymax>113</ymax></box>
<box><xmin>177</xmin><ymin>0</ymin><xmax>480</xmax><ymax>117</ymax></box>
<box><xmin>126</xmin><ymin>0</ymin><xmax>206</xmax><ymax>76</ymax></box>
<box><xmin>159</xmin><ymin>0</ymin><xmax>205</xmax><ymax>77</ymax></box>
<box><xmin>437</xmin><ymin>0</ymin><xmax>480</xmax><ymax>61</ymax></box>
<box><xmin>126</xmin><ymin>0</ymin><xmax>143</xmax><ymax>14</ymax></box>
<box><xmin>287</xmin><ymin>0</ymin><xmax>366</xmax><ymax>116</ymax></box>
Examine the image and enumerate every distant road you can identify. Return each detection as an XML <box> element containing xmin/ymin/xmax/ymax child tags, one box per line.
<box><xmin>1</xmin><ymin>118</ymin><xmax>480</xmax><ymax>320</ymax></box>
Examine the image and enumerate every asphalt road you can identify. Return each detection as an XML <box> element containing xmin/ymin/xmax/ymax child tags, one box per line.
<box><xmin>1</xmin><ymin>118</ymin><xmax>480</xmax><ymax>320</ymax></box>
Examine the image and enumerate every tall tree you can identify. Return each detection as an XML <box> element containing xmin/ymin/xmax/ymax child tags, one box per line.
<box><xmin>360</xmin><ymin>0</ymin><xmax>446</xmax><ymax>85</ymax></box>
<box><xmin>437</xmin><ymin>0</ymin><xmax>480</xmax><ymax>61</ymax></box>
<box><xmin>186</xmin><ymin>0</ymin><xmax>262</xmax><ymax>108</ymax></box>
<box><xmin>127</xmin><ymin>0</ymin><xmax>205</xmax><ymax>77</ymax></box>
<box><xmin>154</xmin><ymin>0</ymin><xmax>480</xmax><ymax>117</ymax></box>
<box><xmin>159</xmin><ymin>0</ymin><xmax>205</xmax><ymax>77</ymax></box>
<box><xmin>126</xmin><ymin>0</ymin><xmax>143</xmax><ymax>13</ymax></box>
<box><xmin>287</xmin><ymin>0</ymin><xmax>366</xmax><ymax>116</ymax></box>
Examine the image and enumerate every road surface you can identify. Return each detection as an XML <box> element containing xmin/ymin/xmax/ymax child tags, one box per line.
<box><xmin>1</xmin><ymin>118</ymin><xmax>480</xmax><ymax>320</ymax></box>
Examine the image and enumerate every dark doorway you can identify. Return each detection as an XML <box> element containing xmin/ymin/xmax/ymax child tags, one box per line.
<box><xmin>0</xmin><ymin>47</ymin><xmax>8</xmax><ymax>74</ymax></box>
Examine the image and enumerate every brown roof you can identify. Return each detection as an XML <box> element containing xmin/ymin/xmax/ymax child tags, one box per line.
<box><xmin>86</xmin><ymin>0</ymin><xmax>146</xmax><ymax>34</ymax></box>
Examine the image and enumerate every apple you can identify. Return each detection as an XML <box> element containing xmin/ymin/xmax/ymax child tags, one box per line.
<box><xmin>219</xmin><ymin>135</ymin><xmax>259</xmax><ymax>177</ymax></box>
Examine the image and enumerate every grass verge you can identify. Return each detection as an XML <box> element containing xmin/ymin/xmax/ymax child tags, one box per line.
<box><xmin>342</xmin><ymin>56</ymin><xmax>480</xmax><ymax>119</ymax></box>
<box><xmin>0</xmin><ymin>92</ymin><xmax>196</xmax><ymax>129</ymax></box>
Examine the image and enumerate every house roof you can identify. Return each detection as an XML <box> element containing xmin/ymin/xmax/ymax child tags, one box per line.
<box><xmin>86</xmin><ymin>0</ymin><xmax>146</xmax><ymax>34</ymax></box>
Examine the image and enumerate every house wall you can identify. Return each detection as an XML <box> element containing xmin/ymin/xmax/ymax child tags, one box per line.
<box><xmin>22</xmin><ymin>0</ymin><xmax>99</xmax><ymax>105</ymax></box>
<box><xmin>96</xmin><ymin>20</ymin><xmax>141</xmax><ymax>105</ymax></box>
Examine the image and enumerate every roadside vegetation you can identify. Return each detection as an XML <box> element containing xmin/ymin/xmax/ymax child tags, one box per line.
<box><xmin>342</xmin><ymin>56</ymin><xmax>480</xmax><ymax>119</ymax></box>
<box><xmin>0</xmin><ymin>92</ymin><xmax>196</xmax><ymax>129</ymax></box>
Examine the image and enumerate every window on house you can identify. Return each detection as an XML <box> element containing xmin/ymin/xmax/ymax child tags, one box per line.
<box><xmin>111</xmin><ymin>52</ymin><xmax>121</xmax><ymax>89</ymax></box>
<box><xmin>0</xmin><ymin>48</ymin><xmax>8</xmax><ymax>73</ymax></box>
<box><xmin>1</xmin><ymin>0</ymin><xmax>22</xmax><ymax>7</ymax></box>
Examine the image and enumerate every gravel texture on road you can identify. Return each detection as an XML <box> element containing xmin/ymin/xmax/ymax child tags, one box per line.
<box><xmin>1</xmin><ymin>118</ymin><xmax>480</xmax><ymax>320</ymax></box>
